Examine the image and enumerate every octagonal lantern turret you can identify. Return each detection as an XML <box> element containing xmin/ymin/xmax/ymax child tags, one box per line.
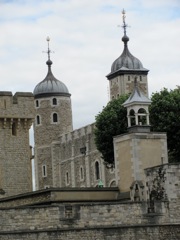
<box><xmin>122</xmin><ymin>78</ymin><xmax>151</xmax><ymax>133</ymax></box>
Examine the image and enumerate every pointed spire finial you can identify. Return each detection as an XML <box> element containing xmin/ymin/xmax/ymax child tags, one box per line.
<box><xmin>121</xmin><ymin>9</ymin><xmax>129</xmax><ymax>45</ymax></box>
<box><xmin>46</xmin><ymin>36</ymin><xmax>51</xmax><ymax>60</ymax></box>
<box><xmin>122</xmin><ymin>9</ymin><xmax>128</xmax><ymax>36</ymax></box>
<box><xmin>44</xmin><ymin>36</ymin><xmax>54</xmax><ymax>66</ymax></box>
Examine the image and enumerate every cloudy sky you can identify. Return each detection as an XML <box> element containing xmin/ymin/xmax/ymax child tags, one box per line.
<box><xmin>0</xmin><ymin>0</ymin><xmax>180</xmax><ymax>138</ymax></box>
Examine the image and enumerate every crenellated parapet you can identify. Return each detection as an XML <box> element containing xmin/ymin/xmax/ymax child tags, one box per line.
<box><xmin>60</xmin><ymin>123</ymin><xmax>95</xmax><ymax>144</ymax></box>
<box><xmin>0</xmin><ymin>92</ymin><xmax>35</xmax><ymax>131</ymax></box>
<box><xmin>0</xmin><ymin>92</ymin><xmax>34</xmax><ymax>119</ymax></box>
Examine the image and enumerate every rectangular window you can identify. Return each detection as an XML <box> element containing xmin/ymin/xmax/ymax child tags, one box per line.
<box><xmin>42</xmin><ymin>165</ymin><xmax>47</xmax><ymax>177</ymax></box>
<box><xmin>12</xmin><ymin>122</ymin><xmax>17</xmax><ymax>136</ymax></box>
<box><xmin>65</xmin><ymin>205</ymin><xmax>73</xmax><ymax>218</ymax></box>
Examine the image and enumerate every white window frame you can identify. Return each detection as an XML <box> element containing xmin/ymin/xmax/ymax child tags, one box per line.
<box><xmin>52</xmin><ymin>97</ymin><xmax>58</xmax><ymax>106</ymax></box>
<box><xmin>51</xmin><ymin>112</ymin><xmax>59</xmax><ymax>124</ymax></box>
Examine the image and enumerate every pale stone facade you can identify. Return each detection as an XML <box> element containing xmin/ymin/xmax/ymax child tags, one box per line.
<box><xmin>114</xmin><ymin>132</ymin><xmax>168</xmax><ymax>198</ymax></box>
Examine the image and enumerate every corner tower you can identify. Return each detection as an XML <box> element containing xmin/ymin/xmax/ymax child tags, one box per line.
<box><xmin>107</xmin><ymin>10</ymin><xmax>149</xmax><ymax>100</ymax></box>
<box><xmin>33</xmin><ymin>37</ymin><xmax>73</xmax><ymax>190</ymax></box>
<box><xmin>0</xmin><ymin>92</ymin><xmax>34</xmax><ymax>197</ymax></box>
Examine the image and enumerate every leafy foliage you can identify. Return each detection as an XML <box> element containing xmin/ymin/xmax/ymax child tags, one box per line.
<box><xmin>94</xmin><ymin>87</ymin><xmax>180</xmax><ymax>165</ymax></box>
<box><xmin>149</xmin><ymin>87</ymin><xmax>180</xmax><ymax>162</ymax></box>
<box><xmin>94</xmin><ymin>95</ymin><xmax>128</xmax><ymax>166</ymax></box>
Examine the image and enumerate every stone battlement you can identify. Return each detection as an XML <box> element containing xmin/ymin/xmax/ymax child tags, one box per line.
<box><xmin>60</xmin><ymin>123</ymin><xmax>95</xmax><ymax>143</ymax></box>
<box><xmin>0</xmin><ymin>91</ymin><xmax>34</xmax><ymax>119</ymax></box>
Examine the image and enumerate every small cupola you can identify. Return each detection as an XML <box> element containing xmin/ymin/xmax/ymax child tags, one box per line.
<box><xmin>122</xmin><ymin>77</ymin><xmax>151</xmax><ymax>133</ymax></box>
<box><xmin>33</xmin><ymin>37</ymin><xmax>71</xmax><ymax>99</ymax></box>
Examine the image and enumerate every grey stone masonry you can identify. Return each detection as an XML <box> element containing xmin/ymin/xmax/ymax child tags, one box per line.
<box><xmin>52</xmin><ymin>123</ymin><xmax>115</xmax><ymax>188</ymax></box>
<box><xmin>34</xmin><ymin>95</ymin><xmax>73</xmax><ymax>190</ymax></box>
<box><xmin>0</xmin><ymin>92</ymin><xmax>35</xmax><ymax>197</ymax></box>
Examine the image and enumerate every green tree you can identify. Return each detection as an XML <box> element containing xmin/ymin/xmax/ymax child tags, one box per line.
<box><xmin>94</xmin><ymin>95</ymin><xmax>128</xmax><ymax>166</ymax></box>
<box><xmin>149</xmin><ymin>87</ymin><xmax>180</xmax><ymax>162</ymax></box>
<box><xmin>95</xmin><ymin>87</ymin><xmax>180</xmax><ymax>165</ymax></box>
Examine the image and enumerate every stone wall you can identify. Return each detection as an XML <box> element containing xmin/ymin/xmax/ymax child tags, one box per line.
<box><xmin>34</xmin><ymin>95</ymin><xmax>73</xmax><ymax>190</ymax></box>
<box><xmin>108</xmin><ymin>74</ymin><xmax>148</xmax><ymax>100</ymax></box>
<box><xmin>0</xmin><ymin>92</ymin><xmax>34</xmax><ymax>197</ymax></box>
<box><xmin>0</xmin><ymin>200</ymin><xmax>179</xmax><ymax>239</ymax></box>
<box><xmin>0</xmin><ymin>225</ymin><xmax>180</xmax><ymax>240</ymax></box>
<box><xmin>52</xmin><ymin>124</ymin><xmax>115</xmax><ymax>188</ymax></box>
<box><xmin>145</xmin><ymin>163</ymin><xmax>180</xmax><ymax>201</ymax></box>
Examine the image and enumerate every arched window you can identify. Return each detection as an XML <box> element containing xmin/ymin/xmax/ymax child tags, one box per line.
<box><xmin>35</xmin><ymin>100</ymin><xmax>39</xmax><ymax>107</ymax></box>
<box><xmin>109</xmin><ymin>180</ymin><xmax>116</xmax><ymax>187</ymax></box>
<box><xmin>53</xmin><ymin>113</ymin><xmax>58</xmax><ymax>123</ymax></box>
<box><xmin>36</xmin><ymin>115</ymin><xmax>40</xmax><ymax>125</ymax></box>
<box><xmin>138</xmin><ymin>108</ymin><xmax>147</xmax><ymax>125</ymax></box>
<box><xmin>95</xmin><ymin>161</ymin><xmax>100</xmax><ymax>180</ymax></box>
<box><xmin>52</xmin><ymin>98</ymin><xmax>57</xmax><ymax>105</ymax></box>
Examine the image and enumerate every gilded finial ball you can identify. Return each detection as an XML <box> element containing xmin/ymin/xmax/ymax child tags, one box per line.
<box><xmin>46</xmin><ymin>36</ymin><xmax>50</xmax><ymax>42</ymax></box>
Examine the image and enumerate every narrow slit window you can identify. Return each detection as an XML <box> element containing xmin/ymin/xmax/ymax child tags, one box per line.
<box><xmin>12</xmin><ymin>122</ymin><xmax>17</xmax><ymax>136</ymax></box>
<box><xmin>95</xmin><ymin>161</ymin><xmax>100</xmax><ymax>180</ymax></box>
<box><xmin>80</xmin><ymin>167</ymin><xmax>84</xmax><ymax>180</ymax></box>
<box><xmin>36</xmin><ymin>115</ymin><xmax>40</xmax><ymax>125</ymax></box>
<box><xmin>42</xmin><ymin>165</ymin><xmax>47</xmax><ymax>177</ymax></box>
<box><xmin>66</xmin><ymin>172</ymin><xmax>69</xmax><ymax>185</ymax></box>
<box><xmin>36</xmin><ymin>100</ymin><xmax>39</xmax><ymax>107</ymax></box>
<box><xmin>53</xmin><ymin>113</ymin><xmax>58</xmax><ymax>123</ymax></box>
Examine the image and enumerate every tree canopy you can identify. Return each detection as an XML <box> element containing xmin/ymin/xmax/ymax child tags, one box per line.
<box><xmin>149</xmin><ymin>87</ymin><xmax>180</xmax><ymax>162</ymax></box>
<box><xmin>94</xmin><ymin>95</ymin><xmax>128</xmax><ymax>166</ymax></box>
<box><xmin>94</xmin><ymin>87</ymin><xmax>180</xmax><ymax>165</ymax></box>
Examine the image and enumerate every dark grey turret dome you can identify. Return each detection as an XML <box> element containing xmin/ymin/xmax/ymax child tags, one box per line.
<box><xmin>34</xmin><ymin>59</ymin><xmax>70</xmax><ymax>99</ymax></box>
<box><xmin>111</xmin><ymin>34</ymin><xmax>145</xmax><ymax>73</ymax></box>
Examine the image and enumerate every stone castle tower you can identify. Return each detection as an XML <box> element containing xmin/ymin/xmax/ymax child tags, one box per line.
<box><xmin>33</xmin><ymin>12</ymin><xmax>151</xmax><ymax>191</ymax></box>
<box><xmin>0</xmin><ymin>92</ymin><xmax>34</xmax><ymax>197</ymax></box>
<box><xmin>106</xmin><ymin>10</ymin><xmax>149</xmax><ymax>100</ymax></box>
<box><xmin>33</xmin><ymin>37</ymin><xmax>73</xmax><ymax>190</ymax></box>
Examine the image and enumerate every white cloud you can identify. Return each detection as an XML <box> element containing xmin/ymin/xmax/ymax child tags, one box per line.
<box><xmin>0</xmin><ymin>0</ymin><xmax>180</xmax><ymax>133</ymax></box>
